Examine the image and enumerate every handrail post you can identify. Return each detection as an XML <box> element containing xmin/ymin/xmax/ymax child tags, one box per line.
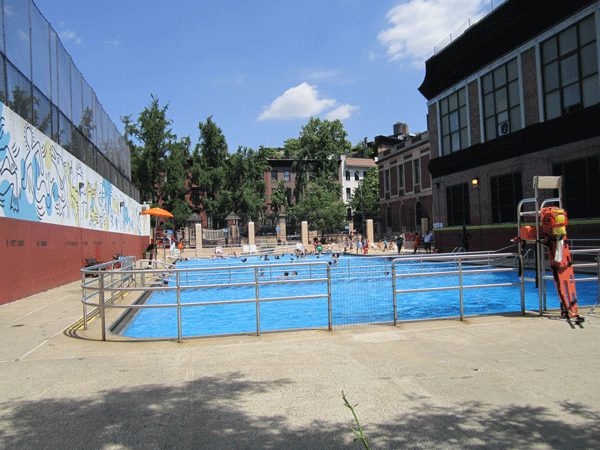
<box><xmin>99</xmin><ymin>274</ymin><xmax>106</xmax><ymax>341</ymax></box>
<box><xmin>597</xmin><ymin>250</ymin><xmax>600</xmax><ymax>305</ymax></box>
<box><xmin>82</xmin><ymin>271</ymin><xmax>88</xmax><ymax>330</ymax></box>
<box><xmin>392</xmin><ymin>260</ymin><xmax>397</xmax><ymax>325</ymax></box>
<box><xmin>327</xmin><ymin>262</ymin><xmax>332</xmax><ymax>331</ymax></box>
<box><xmin>255</xmin><ymin>267</ymin><xmax>261</xmax><ymax>336</ymax></box>
<box><xmin>177</xmin><ymin>271</ymin><xmax>182</xmax><ymax>343</ymax></box>
<box><xmin>458</xmin><ymin>257</ymin><xmax>464</xmax><ymax>321</ymax></box>
<box><xmin>110</xmin><ymin>267</ymin><xmax>115</xmax><ymax>304</ymax></box>
<box><xmin>520</xmin><ymin>254</ymin><xmax>525</xmax><ymax>314</ymax></box>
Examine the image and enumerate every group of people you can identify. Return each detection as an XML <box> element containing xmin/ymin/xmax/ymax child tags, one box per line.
<box><xmin>347</xmin><ymin>238</ymin><xmax>370</xmax><ymax>254</ymax></box>
<box><xmin>387</xmin><ymin>231</ymin><xmax>434</xmax><ymax>254</ymax></box>
<box><xmin>411</xmin><ymin>231</ymin><xmax>434</xmax><ymax>254</ymax></box>
<box><xmin>147</xmin><ymin>226</ymin><xmax>476</xmax><ymax>264</ymax></box>
<box><xmin>145</xmin><ymin>235</ymin><xmax>186</xmax><ymax>261</ymax></box>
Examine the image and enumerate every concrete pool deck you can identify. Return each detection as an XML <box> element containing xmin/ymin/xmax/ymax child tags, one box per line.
<box><xmin>1</xmin><ymin>279</ymin><xmax>600</xmax><ymax>449</ymax></box>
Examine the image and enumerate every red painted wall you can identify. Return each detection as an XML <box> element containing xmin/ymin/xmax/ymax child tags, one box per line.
<box><xmin>0</xmin><ymin>217</ymin><xmax>149</xmax><ymax>305</ymax></box>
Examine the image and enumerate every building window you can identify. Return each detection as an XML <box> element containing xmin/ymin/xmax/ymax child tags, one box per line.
<box><xmin>355</xmin><ymin>171</ymin><xmax>360</xmax><ymax>181</ymax></box>
<box><xmin>271</xmin><ymin>171</ymin><xmax>277</xmax><ymax>182</ymax></box>
<box><xmin>447</xmin><ymin>183</ymin><xmax>470</xmax><ymax>226</ymax></box>
<box><xmin>541</xmin><ymin>14</ymin><xmax>599</xmax><ymax>120</ymax></box>
<box><xmin>346</xmin><ymin>187</ymin><xmax>352</xmax><ymax>200</ymax></box>
<box><xmin>491</xmin><ymin>173</ymin><xmax>522</xmax><ymax>224</ymax></box>
<box><xmin>384</xmin><ymin>169</ymin><xmax>390</xmax><ymax>193</ymax></box>
<box><xmin>413</xmin><ymin>158</ymin><xmax>421</xmax><ymax>186</ymax></box>
<box><xmin>398</xmin><ymin>164</ymin><xmax>404</xmax><ymax>192</ymax></box>
<box><xmin>439</xmin><ymin>87</ymin><xmax>468</xmax><ymax>156</ymax></box>
<box><xmin>345</xmin><ymin>170</ymin><xmax>350</xmax><ymax>181</ymax></box>
<box><xmin>482</xmin><ymin>58</ymin><xmax>521</xmax><ymax>141</ymax></box>
<box><xmin>284</xmin><ymin>171</ymin><xmax>290</xmax><ymax>181</ymax></box>
<box><xmin>553</xmin><ymin>155</ymin><xmax>600</xmax><ymax>219</ymax></box>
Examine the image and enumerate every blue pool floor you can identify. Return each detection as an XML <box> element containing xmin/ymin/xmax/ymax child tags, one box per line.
<box><xmin>121</xmin><ymin>256</ymin><xmax>599</xmax><ymax>338</ymax></box>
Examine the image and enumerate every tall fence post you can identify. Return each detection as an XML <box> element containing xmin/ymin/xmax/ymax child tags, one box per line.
<box><xmin>82</xmin><ymin>271</ymin><xmax>88</xmax><ymax>330</ymax></box>
<box><xmin>458</xmin><ymin>258</ymin><xmax>464</xmax><ymax>321</ymax></box>
<box><xmin>177</xmin><ymin>271</ymin><xmax>182</xmax><ymax>343</ymax></box>
<box><xmin>392</xmin><ymin>261</ymin><xmax>397</xmax><ymax>325</ymax></box>
<box><xmin>99</xmin><ymin>274</ymin><xmax>107</xmax><ymax>341</ymax></box>
<box><xmin>520</xmin><ymin>254</ymin><xmax>525</xmax><ymax>315</ymax></box>
<box><xmin>327</xmin><ymin>263</ymin><xmax>332</xmax><ymax>331</ymax></box>
<box><xmin>255</xmin><ymin>267</ymin><xmax>261</xmax><ymax>336</ymax></box>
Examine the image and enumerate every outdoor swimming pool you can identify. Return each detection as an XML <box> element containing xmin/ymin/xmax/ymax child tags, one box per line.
<box><xmin>117</xmin><ymin>255</ymin><xmax>599</xmax><ymax>339</ymax></box>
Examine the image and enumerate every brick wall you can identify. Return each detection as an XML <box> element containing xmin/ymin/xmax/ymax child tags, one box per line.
<box><xmin>521</xmin><ymin>47</ymin><xmax>540</xmax><ymax>126</ymax></box>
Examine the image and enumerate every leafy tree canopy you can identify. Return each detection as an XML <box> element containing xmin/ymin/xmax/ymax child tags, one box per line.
<box><xmin>225</xmin><ymin>146</ymin><xmax>270</xmax><ymax>222</ymax></box>
<box><xmin>190</xmin><ymin>116</ymin><xmax>228</xmax><ymax>218</ymax></box>
<box><xmin>349</xmin><ymin>166</ymin><xmax>381</xmax><ymax>229</ymax></box>
<box><xmin>284</xmin><ymin>117</ymin><xmax>351</xmax><ymax>202</ymax></box>
<box><xmin>291</xmin><ymin>176</ymin><xmax>346</xmax><ymax>237</ymax></box>
<box><xmin>124</xmin><ymin>95</ymin><xmax>176</xmax><ymax>204</ymax></box>
<box><xmin>161</xmin><ymin>136</ymin><xmax>192</xmax><ymax>229</ymax></box>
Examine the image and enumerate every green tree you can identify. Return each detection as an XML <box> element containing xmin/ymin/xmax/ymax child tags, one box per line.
<box><xmin>291</xmin><ymin>177</ymin><xmax>346</xmax><ymax>237</ymax></box>
<box><xmin>225</xmin><ymin>146</ymin><xmax>270</xmax><ymax>222</ymax></box>
<box><xmin>284</xmin><ymin>117</ymin><xmax>351</xmax><ymax>202</ymax></box>
<box><xmin>351</xmin><ymin>140</ymin><xmax>375</xmax><ymax>159</ymax></box>
<box><xmin>349</xmin><ymin>167</ymin><xmax>380</xmax><ymax>230</ymax></box>
<box><xmin>161</xmin><ymin>136</ymin><xmax>192</xmax><ymax>230</ymax></box>
<box><xmin>8</xmin><ymin>86</ymin><xmax>32</xmax><ymax>123</ymax></box>
<box><xmin>79</xmin><ymin>107</ymin><xmax>95</xmax><ymax>140</ymax></box>
<box><xmin>268</xmin><ymin>180</ymin><xmax>291</xmax><ymax>224</ymax></box>
<box><xmin>124</xmin><ymin>95</ymin><xmax>176</xmax><ymax>204</ymax></box>
<box><xmin>190</xmin><ymin>116</ymin><xmax>229</xmax><ymax>226</ymax></box>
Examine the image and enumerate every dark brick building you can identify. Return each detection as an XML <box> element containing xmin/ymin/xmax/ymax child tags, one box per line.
<box><xmin>420</xmin><ymin>0</ymin><xmax>600</xmax><ymax>252</ymax></box>
<box><xmin>377</xmin><ymin>129</ymin><xmax>432</xmax><ymax>236</ymax></box>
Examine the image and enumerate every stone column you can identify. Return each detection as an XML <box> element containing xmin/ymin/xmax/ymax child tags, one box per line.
<box><xmin>195</xmin><ymin>223</ymin><xmax>203</xmax><ymax>250</ymax></box>
<box><xmin>278</xmin><ymin>215</ymin><xmax>286</xmax><ymax>243</ymax></box>
<box><xmin>301</xmin><ymin>221</ymin><xmax>309</xmax><ymax>248</ymax></box>
<box><xmin>248</xmin><ymin>222</ymin><xmax>255</xmax><ymax>246</ymax></box>
<box><xmin>366</xmin><ymin>219</ymin><xmax>374</xmax><ymax>245</ymax></box>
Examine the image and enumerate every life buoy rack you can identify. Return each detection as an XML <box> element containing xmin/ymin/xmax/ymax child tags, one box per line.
<box><xmin>515</xmin><ymin>206</ymin><xmax>582</xmax><ymax>323</ymax></box>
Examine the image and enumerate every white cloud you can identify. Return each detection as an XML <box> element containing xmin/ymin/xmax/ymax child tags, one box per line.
<box><xmin>325</xmin><ymin>104</ymin><xmax>360</xmax><ymax>121</ymax></box>
<box><xmin>302</xmin><ymin>68</ymin><xmax>355</xmax><ymax>86</ymax></box>
<box><xmin>258</xmin><ymin>82</ymin><xmax>337</xmax><ymax>121</ymax></box>
<box><xmin>378</xmin><ymin>0</ymin><xmax>487</xmax><ymax>67</ymax></box>
<box><xmin>59</xmin><ymin>29</ymin><xmax>83</xmax><ymax>46</ymax></box>
<box><xmin>104</xmin><ymin>36</ymin><xmax>123</xmax><ymax>47</ymax></box>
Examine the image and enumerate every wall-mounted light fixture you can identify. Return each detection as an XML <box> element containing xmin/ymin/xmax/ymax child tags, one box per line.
<box><xmin>471</xmin><ymin>177</ymin><xmax>480</xmax><ymax>186</ymax></box>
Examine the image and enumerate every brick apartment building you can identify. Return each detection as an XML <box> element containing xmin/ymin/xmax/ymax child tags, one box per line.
<box><xmin>376</xmin><ymin>124</ymin><xmax>432</xmax><ymax>236</ymax></box>
<box><xmin>420</xmin><ymin>0</ymin><xmax>600</xmax><ymax>252</ymax></box>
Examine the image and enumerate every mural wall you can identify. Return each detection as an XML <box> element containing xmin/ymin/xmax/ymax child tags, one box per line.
<box><xmin>0</xmin><ymin>103</ymin><xmax>146</xmax><ymax>234</ymax></box>
<box><xmin>0</xmin><ymin>102</ymin><xmax>149</xmax><ymax>304</ymax></box>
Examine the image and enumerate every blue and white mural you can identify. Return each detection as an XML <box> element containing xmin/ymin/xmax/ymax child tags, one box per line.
<box><xmin>0</xmin><ymin>102</ymin><xmax>147</xmax><ymax>235</ymax></box>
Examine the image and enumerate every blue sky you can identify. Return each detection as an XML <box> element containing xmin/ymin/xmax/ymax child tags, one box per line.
<box><xmin>33</xmin><ymin>0</ymin><xmax>487</xmax><ymax>152</ymax></box>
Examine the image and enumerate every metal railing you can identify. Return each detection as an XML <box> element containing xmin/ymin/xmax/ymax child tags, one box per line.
<box><xmin>81</xmin><ymin>248</ymin><xmax>600</xmax><ymax>342</ymax></box>
<box><xmin>391</xmin><ymin>253</ymin><xmax>525</xmax><ymax>324</ymax></box>
<box><xmin>82</xmin><ymin>260</ymin><xmax>332</xmax><ymax>342</ymax></box>
<box><xmin>81</xmin><ymin>256</ymin><xmax>138</xmax><ymax>335</ymax></box>
<box><xmin>540</xmin><ymin>248</ymin><xmax>600</xmax><ymax>313</ymax></box>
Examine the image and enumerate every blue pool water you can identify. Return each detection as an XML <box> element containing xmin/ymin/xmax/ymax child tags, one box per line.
<box><xmin>120</xmin><ymin>255</ymin><xmax>598</xmax><ymax>338</ymax></box>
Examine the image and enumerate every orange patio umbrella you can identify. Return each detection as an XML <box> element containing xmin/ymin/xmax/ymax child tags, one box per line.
<box><xmin>141</xmin><ymin>207</ymin><xmax>174</xmax><ymax>218</ymax></box>
<box><xmin>141</xmin><ymin>207</ymin><xmax>174</xmax><ymax>260</ymax></box>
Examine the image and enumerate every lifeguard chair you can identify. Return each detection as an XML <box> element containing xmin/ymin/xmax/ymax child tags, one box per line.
<box><xmin>515</xmin><ymin>176</ymin><xmax>583</xmax><ymax>324</ymax></box>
